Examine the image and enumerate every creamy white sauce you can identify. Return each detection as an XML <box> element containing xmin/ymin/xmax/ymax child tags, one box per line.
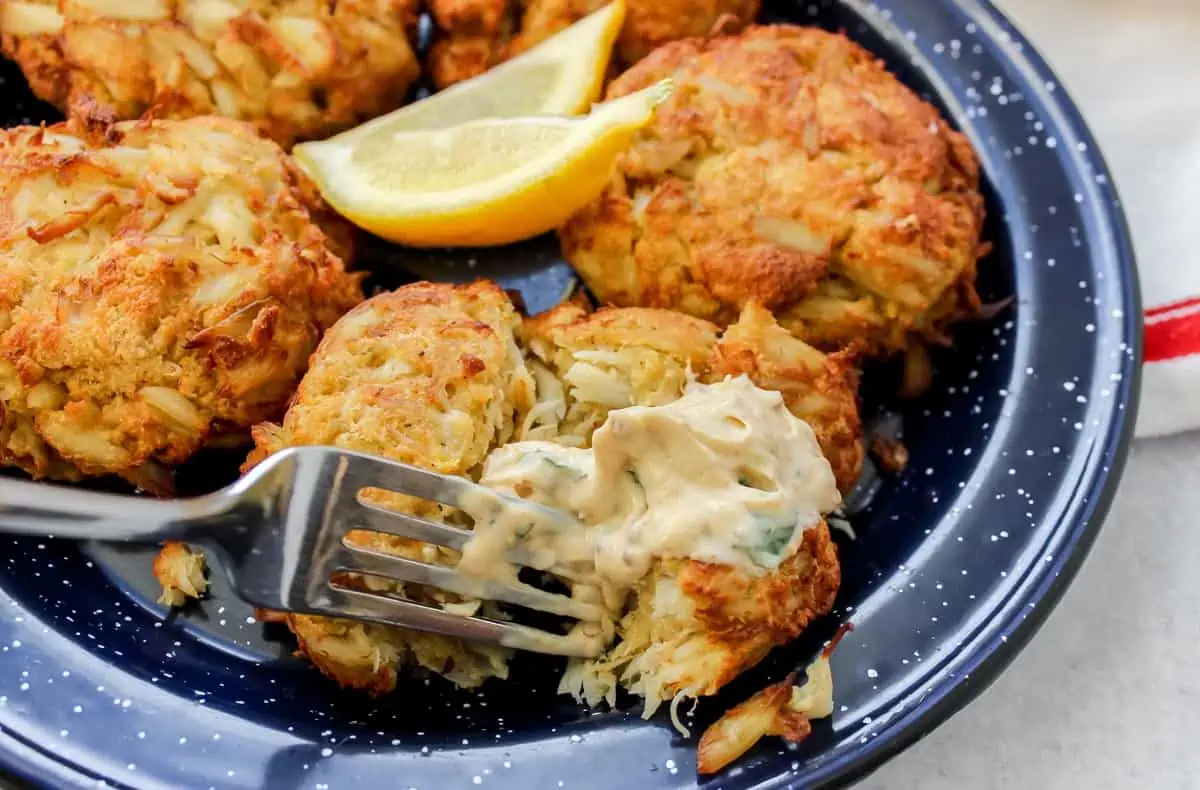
<box><xmin>456</xmin><ymin>376</ymin><xmax>841</xmax><ymax>650</ymax></box>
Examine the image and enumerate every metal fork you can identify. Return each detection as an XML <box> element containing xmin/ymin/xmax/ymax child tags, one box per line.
<box><xmin>0</xmin><ymin>446</ymin><xmax>604</xmax><ymax>657</ymax></box>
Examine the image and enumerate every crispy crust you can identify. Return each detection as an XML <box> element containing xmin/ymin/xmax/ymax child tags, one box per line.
<box><xmin>244</xmin><ymin>280</ymin><xmax>535</xmax><ymax>692</ymax></box>
<box><xmin>680</xmin><ymin>522</ymin><xmax>840</xmax><ymax>651</ymax></box>
<box><xmin>427</xmin><ymin>0</ymin><xmax>759</xmax><ymax>88</ymax></box>
<box><xmin>0</xmin><ymin>116</ymin><xmax>361</xmax><ymax>491</ymax></box>
<box><xmin>0</xmin><ymin>0</ymin><xmax>421</xmax><ymax>147</ymax></box>
<box><xmin>559</xmin><ymin>25</ymin><xmax>987</xmax><ymax>356</ymax></box>
<box><xmin>654</xmin><ymin>521</ymin><xmax>839</xmax><ymax>699</ymax></box>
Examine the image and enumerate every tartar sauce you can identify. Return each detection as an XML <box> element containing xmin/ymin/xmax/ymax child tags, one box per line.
<box><xmin>456</xmin><ymin>375</ymin><xmax>841</xmax><ymax>651</ymax></box>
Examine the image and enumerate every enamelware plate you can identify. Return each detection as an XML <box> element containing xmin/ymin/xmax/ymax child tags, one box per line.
<box><xmin>0</xmin><ymin>1</ymin><xmax>1140</xmax><ymax>787</ymax></box>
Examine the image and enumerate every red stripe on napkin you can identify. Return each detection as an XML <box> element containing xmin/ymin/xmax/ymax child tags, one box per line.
<box><xmin>1147</xmin><ymin>296</ymin><xmax>1200</xmax><ymax>318</ymax></box>
<box><xmin>1146</xmin><ymin>299</ymin><xmax>1200</xmax><ymax>362</ymax></box>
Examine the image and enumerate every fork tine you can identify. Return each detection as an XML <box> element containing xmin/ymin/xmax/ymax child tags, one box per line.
<box><xmin>336</xmin><ymin>545</ymin><xmax>605</xmax><ymax>622</ymax></box>
<box><xmin>340</xmin><ymin>450</ymin><xmax>472</xmax><ymax>509</ymax></box>
<box><xmin>345</xmin><ymin>499</ymin><xmax>548</xmax><ymax>568</ymax></box>
<box><xmin>342</xmin><ymin>499</ymin><xmax>473</xmax><ymax>552</ymax></box>
<box><xmin>323</xmin><ymin>587</ymin><xmax>602</xmax><ymax>658</ymax></box>
<box><xmin>339</xmin><ymin>448</ymin><xmax>578</xmax><ymax>531</ymax></box>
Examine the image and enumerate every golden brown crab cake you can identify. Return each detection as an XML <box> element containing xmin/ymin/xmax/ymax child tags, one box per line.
<box><xmin>559</xmin><ymin>25</ymin><xmax>987</xmax><ymax>356</ymax></box>
<box><xmin>560</xmin><ymin>518</ymin><xmax>839</xmax><ymax>719</ymax></box>
<box><xmin>0</xmin><ymin>116</ymin><xmax>361</xmax><ymax>493</ymax></box>
<box><xmin>426</xmin><ymin>0</ymin><xmax>758</xmax><ymax>89</ymax></box>
<box><xmin>520</xmin><ymin>302</ymin><xmax>862</xmax><ymax>491</ymax></box>
<box><xmin>0</xmin><ymin>0</ymin><xmax>421</xmax><ymax>147</ymax></box>
<box><xmin>242</xmin><ymin>281</ymin><xmax>536</xmax><ymax>692</ymax></box>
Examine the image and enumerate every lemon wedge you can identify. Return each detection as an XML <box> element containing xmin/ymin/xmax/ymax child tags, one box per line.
<box><xmin>295</xmin><ymin>80</ymin><xmax>672</xmax><ymax>247</ymax></box>
<box><xmin>323</xmin><ymin>1</ymin><xmax>625</xmax><ymax>144</ymax></box>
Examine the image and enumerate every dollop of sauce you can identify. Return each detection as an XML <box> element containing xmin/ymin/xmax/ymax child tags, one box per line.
<box><xmin>456</xmin><ymin>376</ymin><xmax>841</xmax><ymax>651</ymax></box>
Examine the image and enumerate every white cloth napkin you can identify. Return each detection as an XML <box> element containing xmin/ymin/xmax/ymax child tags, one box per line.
<box><xmin>997</xmin><ymin>0</ymin><xmax>1200</xmax><ymax>438</ymax></box>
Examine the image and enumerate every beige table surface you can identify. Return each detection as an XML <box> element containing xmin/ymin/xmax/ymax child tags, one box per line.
<box><xmin>864</xmin><ymin>1</ymin><xmax>1200</xmax><ymax>788</ymax></box>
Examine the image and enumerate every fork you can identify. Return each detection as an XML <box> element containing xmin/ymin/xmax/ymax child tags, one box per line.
<box><xmin>0</xmin><ymin>446</ymin><xmax>604</xmax><ymax>657</ymax></box>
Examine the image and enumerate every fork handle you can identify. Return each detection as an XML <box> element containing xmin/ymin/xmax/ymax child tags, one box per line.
<box><xmin>0</xmin><ymin>477</ymin><xmax>220</xmax><ymax>542</ymax></box>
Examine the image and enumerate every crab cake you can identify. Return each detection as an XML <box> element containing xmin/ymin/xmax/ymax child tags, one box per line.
<box><xmin>242</xmin><ymin>281</ymin><xmax>536</xmax><ymax>692</ymax></box>
<box><xmin>0</xmin><ymin>0</ymin><xmax>421</xmax><ymax>147</ymax></box>
<box><xmin>426</xmin><ymin>0</ymin><xmax>758</xmax><ymax>89</ymax></box>
<box><xmin>513</xmin><ymin>303</ymin><xmax>847</xmax><ymax>715</ymax></box>
<box><xmin>521</xmin><ymin>301</ymin><xmax>861</xmax><ymax>491</ymax></box>
<box><xmin>0</xmin><ymin>116</ymin><xmax>361</xmax><ymax>492</ymax></box>
<box><xmin>559</xmin><ymin>25</ymin><xmax>987</xmax><ymax>356</ymax></box>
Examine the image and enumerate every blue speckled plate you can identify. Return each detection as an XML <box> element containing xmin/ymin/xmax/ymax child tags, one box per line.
<box><xmin>0</xmin><ymin>1</ymin><xmax>1140</xmax><ymax>788</ymax></box>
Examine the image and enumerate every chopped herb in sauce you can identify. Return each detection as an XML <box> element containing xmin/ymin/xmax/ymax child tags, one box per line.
<box><xmin>741</xmin><ymin>519</ymin><xmax>798</xmax><ymax>568</ymax></box>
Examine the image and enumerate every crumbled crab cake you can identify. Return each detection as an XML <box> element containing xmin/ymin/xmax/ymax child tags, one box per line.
<box><xmin>241</xmin><ymin>281</ymin><xmax>536</xmax><ymax>692</ymax></box>
<box><xmin>427</xmin><ymin>0</ymin><xmax>759</xmax><ymax>89</ymax></box>
<box><xmin>153</xmin><ymin>541</ymin><xmax>209</xmax><ymax>606</ymax></box>
<box><xmin>0</xmin><ymin>116</ymin><xmax>361</xmax><ymax>493</ymax></box>
<box><xmin>559</xmin><ymin>25</ymin><xmax>988</xmax><ymax>356</ymax></box>
<box><xmin>0</xmin><ymin>0</ymin><xmax>422</xmax><ymax>147</ymax></box>
<box><xmin>696</xmin><ymin>653</ymin><xmax>834</xmax><ymax>773</ymax></box>
<box><xmin>521</xmin><ymin>301</ymin><xmax>862</xmax><ymax>491</ymax></box>
<box><xmin>518</xmin><ymin>302</ymin><xmax>851</xmax><ymax>717</ymax></box>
